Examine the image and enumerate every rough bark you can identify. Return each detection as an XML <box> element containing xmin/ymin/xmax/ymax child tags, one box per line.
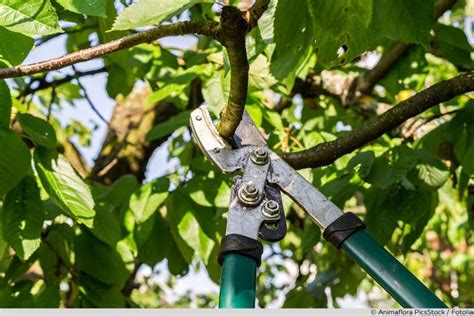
<box><xmin>89</xmin><ymin>86</ymin><xmax>179</xmax><ymax>185</ymax></box>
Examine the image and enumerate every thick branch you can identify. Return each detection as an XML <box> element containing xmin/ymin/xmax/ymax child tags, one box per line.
<box><xmin>215</xmin><ymin>6</ymin><xmax>249</xmax><ymax>139</ymax></box>
<box><xmin>0</xmin><ymin>21</ymin><xmax>219</xmax><ymax>79</ymax></box>
<box><xmin>281</xmin><ymin>71</ymin><xmax>474</xmax><ymax>169</ymax></box>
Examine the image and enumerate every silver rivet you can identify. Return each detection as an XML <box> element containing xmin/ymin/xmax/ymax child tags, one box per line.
<box><xmin>195</xmin><ymin>115</ymin><xmax>202</xmax><ymax>121</ymax></box>
<box><xmin>262</xmin><ymin>200</ymin><xmax>280</xmax><ymax>220</ymax></box>
<box><xmin>251</xmin><ymin>148</ymin><xmax>269</xmax><ymax>165</ymax></box>
<box><xmin>213</xmin><ymin>147</ymin><xmax>220</xmax><ymax>153</ymax></box>
<box><xmin>238</xmin><ymin>183</ymin><xmax>261</xmax><ymax>206</ymax></box>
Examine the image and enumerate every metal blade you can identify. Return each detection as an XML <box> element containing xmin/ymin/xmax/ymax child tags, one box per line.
<box><xmin>233</xmin><ymin>110</ymin><xmax>267</xmax><ymax>147</ymax></box>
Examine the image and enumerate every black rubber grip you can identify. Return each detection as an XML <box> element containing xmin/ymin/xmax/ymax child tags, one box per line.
<box><xmin>218</xmin><ymin>234</ymin><xmax>263</xmax><ymax>266</ymax></box>
<box><xmin>323</xmin><ymin>212</ymin><xmax>366</xmax><ymax>249</ymax></box>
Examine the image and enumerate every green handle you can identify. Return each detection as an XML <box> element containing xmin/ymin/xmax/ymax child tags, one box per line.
<box><xmin>341</xmin><ymin>230</ymin><xmax>447</xmax><ymax>308</ymax></box>
<box><xmin>219</xmin><ymin>253</ymin><xmax>257</xmax><ymax>308</ymax></box>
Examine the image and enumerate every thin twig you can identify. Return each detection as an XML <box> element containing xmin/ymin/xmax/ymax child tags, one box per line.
<box><xmin>46</xmin><ymin>85</ymin><xmax>56</xmax><ymax>121</ymax></box>
<box><xmin>0</xmin><ymin>21</ymin><xmax>220</xmax><ymax>79</ymax></box>
<box><xmin>72</xmin><ymin>66</ymin><xmax>109</xmax><ymax>125</ymax></box>
<box><xmin>19</xmin><ymin>67</ymin><xmax>107</xmax><ymax>97</ymax></box>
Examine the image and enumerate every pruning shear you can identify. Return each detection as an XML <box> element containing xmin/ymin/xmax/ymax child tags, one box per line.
<box><xmin>189</xmin><ymin>106</ymin><xmax>447</xmax><ymax>309</ymax></box>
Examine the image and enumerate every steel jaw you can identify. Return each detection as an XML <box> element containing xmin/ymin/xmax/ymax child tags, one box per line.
<box><xmin>189</xmin><ymin>106</ymin><xmax>286</xmax><ymax>242</ymax></box>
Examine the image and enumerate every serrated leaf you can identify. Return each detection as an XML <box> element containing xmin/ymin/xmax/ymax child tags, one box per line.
<box><xmin>2</xmin><ymin>176</ymin><xmax>44</xmax><ymax>260</ymax></box>
<box><xmin>129</xmin><ymin>177</ymin><xmax>169</xmax><ymax>224</ymax></box>
<box><xmin>56</xmin><ymin>0</ymin><xmax>107</xmax><ymax>17</ymax></box>
<box><xmin>17</xmin><ymin>113</ymin><xmax>57</xmax><ymax>148</ymax></box>
<box><xmin>34</xmin><ymin>149</ymin><xmax>95</xmax><ymax>227</ymax></box>
<box><xmin>146</xmin><ymin>111</ymin><xmax>190</xmax><ymax>142</ymax></box>
<box><xmin>0</xmin><ymin>0</ymin><xmax>63</xmax><ymax>37</ymax></box>
<box><xmin>0</xmin><ymin>130</ymin><xmax>31</xmax><ymax>196</ymax></box>
<box><xmin>0</xmin><ymin>27</ymin><xmax>33</xmax><ymax>66</ymax></box>
<box><xmin>111</xmin><ymin>0</ymin><xmax>213</xmax><ymax>31</ymax></box>
<box><xmin>0</xmin><ymin>79</ymin><xmax>11</xmax><ymax>129</ymax></box>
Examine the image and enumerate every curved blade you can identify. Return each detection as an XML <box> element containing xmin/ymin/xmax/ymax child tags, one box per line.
<box><xmin>233</xmin><ymin>111</ymin><xmax>267</xmax><ymax>147</ymax></box>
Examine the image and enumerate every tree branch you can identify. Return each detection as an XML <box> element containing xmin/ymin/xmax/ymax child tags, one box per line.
<box><xmin>281</xmin><ymin>71</ymin><xmax>474</xmax><ymax>169</ymax></box>
<box><xmin>1</xmin><ymin>4</ymin><xmax>270</xmax><ymax>141</ymax></box>
<box><xmin>0</xmin><ymin>21</ymin><xmax>219</xmax><ymax>79</ymax></box>
<box><xmin>19</xmin><ymin>67</ymin><xmax>107</xmax><ymax>97</ymax></box>
<box><xmin>244</xmin><ymin>0</ymin><xmax>270</xmax><ymax>29</ymax></box>
<box><xmin>215</xmin><ymin>6</ymin><xmax>249</xmax><ymax>139</ymax></box>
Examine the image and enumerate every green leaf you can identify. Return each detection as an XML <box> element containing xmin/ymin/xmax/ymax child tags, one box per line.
<box><xmin>135</xmin><ymin>211</ymin><xmax>172</xmax><ymax>266</ymax></box>
<box><xmin>0</xmin><ymin>0</ymin><xmax>63</xmax><ymax>37</ymax></box>
<box><xmin>0</xmin><ymin>79</ymin><xmax>11</xmax><ymax>129</ymax></box>
<box><xmin>414</xmin><ymin>151</ymin><xmax>449</xmax><ymax>189</ymax></box>
<box><xmin>146</xmin><ymin>111</ymin><xmax>190</xmax><ymax>142</ymax></box>
<box><xmin>17</xmin><ymin>113</ymin><xmax>57</xmax><ymax>148</ymax></box>
<box><xmin>257</xmin><ymin>0</ymin><xmax>278</xmax><ymax>43</ymax></box>
<box><xmin>177</xmin><ymin>211</ymin><xmax>215</xmax><ymax>265</ymax></box>
<box><xmin>249</xmin><ymin>54</ymin><xmax>277</xmax><ymax>89</ymax></box>
<box><xmin>0</xmin><ymin>27</ymin><xmax>33</xmax><ymax>66</ymax></box>
<box><xmin>365</xmin><ymin>186</ymin><xmax>436</xmax><ymax>245</ymax></box>
<box><xmin>370</xmin><ymin>0</ymin><xmax>435</xmax><ymax>46</ymax></box>
<box><xmin>271</xmin><ymin>0</ymin><xmax>313</xmax><ymax>80</ymax></box>
<box><xmin>96</xmin><ymin>174</ymin><xmax>139</xmax><ymax>210</ymax></box>
<box><xmin>34</xmin><ymin>283</ymin><xmax>60</xmax><ymax>308</ymax></box>
<box><xmin>129</xmin><ymin>177</ymin><xmax>169</xmax><ymax>224</ymax></box>
<box><xmin>202</xmin><ymin>70</ymin><xmax>229</xmax><ymax>115</ymax></box>
<box><xmin>89</xmin><ymin>206</ymin><xmax>121</xmax><ymax>247</ymax></box>
<box><xmin>42</xmin><ymin>224</ymin><xmax>74</xmax><ymax>268</ymax></box>
<box><xmin>347</xmin><ymin>151</ymin><xmax>375</xmax><ymax>178</ymax></box>
<box><xmin>310</xmin><ymin>0</ymin><xmax>373</xmax><ymax>64</ymax></box>
<box><xmin>0</xmin><ymin>130</ymin><xmax>31</xmax><ymax>196</ymax></box>
<box><xmin>78</xmin><ymin>273</ymin><xmax>126</xmax><ymax>307</ymax></box>
<box><xmin>56</xmin><ymin>0</ymin><xmax>107</xmax><ymax>17</ymax></box>
<box><xmin>74</xmin><ymin>230</ymin><xmax>129</xmax><ymax>286</ymax></box>
<box><xmin>2</xmin><ymin>176</ymin><xmax>44</xmax><ymax>260</ymax></box>
<box><xmin>432</xmin><ymin>23</ymin><xmax>473</xmax><ymax>69</ymax></box>
<box><xmin>301</xmin><ymin>219</ymin><xmax>321</xmax><ymax>253</ymax></box>
<box><xmin>34</xmin><ymin>149</ymin><xmax>95</xmax><ymax>227</ymax></box>
<box><xmin>111</xmin><ymin>0</ymin><xmax>213</xmax><ymax>31</ymax></box>
<box><xmin>364</xmin><ymin>145</ymin><xmax>418</xmax><ymax>189</ymax></box>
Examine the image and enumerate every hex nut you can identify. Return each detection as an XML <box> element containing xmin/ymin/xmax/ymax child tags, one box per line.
<box><xmin>238</xmin><ymin>183</ymin><xmax>261</xmax><ymax>206</ymax></box>
<box><xmin>262</xmin><ymin>200</ymin><xmax>280</xmax><ymax>220</ymax></box>
<box><xmin>251</xmin><ymin>148</ymin><xmax>269</xmax><ymax>165</ymax></box>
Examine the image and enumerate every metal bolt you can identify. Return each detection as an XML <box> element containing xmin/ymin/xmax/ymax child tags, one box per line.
<box><xmin>251</xmin><ymin>148</ymin><xmax>269</xmax><ymax>165</ymax></box>
<box><xmin>262</xmin><ymin>200</ymin><xmax>280</xmax><ymax>220</ymax></box>
<box><xmin>238</xmin><ymin>183</ymin><xmax>261</xmax><ymax>206</ymax></box>
<box><xmin>195</xmin><ymin>115</ymin><xmax>202</xmax><ymax>121</ymax></box>
<box><xmin>213</xmin><ymin>147</ymin><xmax>220</xmax><ymax>153</ymax></box>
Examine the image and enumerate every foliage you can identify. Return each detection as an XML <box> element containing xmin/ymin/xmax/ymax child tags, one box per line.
<box><xmin>0</xmin><ymin>0</ymin><xmax>473</xmax><ymax>308</ymax></box>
